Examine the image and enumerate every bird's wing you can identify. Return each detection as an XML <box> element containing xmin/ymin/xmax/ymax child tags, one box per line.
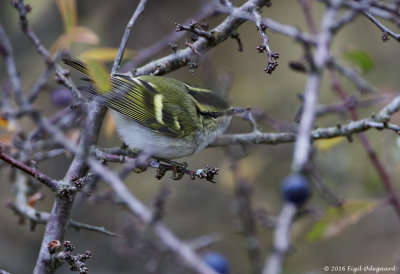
<box><xmin>82</xmin><ymin>75</ymin><xmax>188</xmax><ymax>137</ymax></box>
<box><xmin>63</xmin><ymin>58</ymin><xmax>185</xmax><ymax>137</ymax></box>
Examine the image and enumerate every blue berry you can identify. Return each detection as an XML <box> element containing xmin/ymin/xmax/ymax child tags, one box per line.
<box><xmin>51</xmin><ymin>86</ymin><xmax>73</xmax><ymax>107</ymax></box>
<box><xmin>203</xmin><ymin>252</ymin><xmax>230</xmax><ymax>274</ymax></box>
<box><xmin>281</xmin><ymin>174</ymin><xmax>311</xmax><ymax>205</ymax></box>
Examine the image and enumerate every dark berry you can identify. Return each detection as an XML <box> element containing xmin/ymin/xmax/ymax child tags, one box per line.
<box><xmin>281</xmin><ymin>174</ymin><xmax>311</xmax><ymax>205</ymax></box>
<box><xmin>203</xmin><ymin>252</ymin><xmax>230</xmax><ymax>274</ymax></box>
<box><xmin>51</xmin><ymin>86</ymin><xmax>73</xmax><ymax>107</ymax></box>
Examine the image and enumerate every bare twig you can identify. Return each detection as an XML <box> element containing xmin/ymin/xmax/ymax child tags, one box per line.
<box><xmin>121</xmin><ymin>2</ymin><xmax>215</xmax><ymax>71</ymax></box>
<box><xmin>328</xmin><ymin>59</ymin><xmax>376</xmax><ymax>93</ymax></box>
<box><xmin>298</xmin><ymin>0</ymin><xmax>318</xmax><ymax>34</ymax></box>
<box><xmin>263</xmin><ymin>203</ymin><xmax>297</xmax><ymax>274</ymax></box>
<box><xmin>111</xmin><ymin>0</ymin><xmax>148</xmax><ymax>74</ymax></box>
<box><xmin>12</xmin><ymin>0</ymin><xmax>53</xmax><ymax>65</ymax></box>
<box><xmin>8</xmin><ymin>202</ymin><xmax>119</xmax><ymax>237</ymax></box>
<box><xmin>231</xmin><ymin>164</ymin><xmax>262</xmax><ymax>274</ymax></box>
<box><xmin>87</xmin><ymin>159</ymin><xmax>219</xmax><ymax>274</ymax></box>
<box><xmin>0</xmin><ymin>143</ymin><xmax>59</xmax><ymax>191</ymax></box>
<box><xmin>212</xmin><ymin>118</ymin><xmax>400</xmax><ymax>146</ymax></box>
<box><xmin>10</xmin><ymin>1</ymin><xmax>81</xmax><ymax>102</ymax></box>
<box><xmin>328</xmin><ymin>70</ymin><xmax>400</xmax><ymax>218</ymax></box>
<box><xmin>175</xmin><ymin>22</ymin><xmax>214</xmax><ymax>40</ymax></box>
<box><xmin>0</xmin><ymin>23</ymin><xmax>26</xmax><ymax>107</ymax></box>
<box><xmin>188</xmin><ymin>233</ymin><xmax>223</xmax><ymax>251</ymax></box>
<box><xmin>216</xmin><ymin>4</ymin><xmax>315</xmax><ymax>45</ymax></box>
<box><xmin>316</xmin><ymin>94</ymin><xmax>392</xmax><ymax>117</ymax></box>
<box><xmin>377</xmin><ymin>93</ymin><xmax>400</xmax><ymax>122</ymax></box>
<box><xmin>253</xmin><ymin>8</ymin><xmax>279</xmax><ymax>74</ymax></box>
<box><xmin>364</xmin><ymin>12</ymin><xmax>400</xmax><ymax>41</ymax></box>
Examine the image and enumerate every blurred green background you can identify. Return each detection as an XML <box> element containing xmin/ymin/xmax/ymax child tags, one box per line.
<box><xmin>1</xmin><ymin>0</ymin><xmax>400</xmax><ymax>273</ymax></box>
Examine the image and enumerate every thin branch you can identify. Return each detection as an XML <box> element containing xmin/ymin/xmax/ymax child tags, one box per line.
<box><xmin>67</xmin><ymin>220</ymin><xmax>119</xmax><ymax>237</ymax></box>
<box><xmin>231</xmin><ymin>161</ymin><xmax>262</xmax><ymax>274</ymax></box>
<box><xmin>11</xmin><ymin>1</ymin><xmax>81</xmax><ymax>102</ymax></box>
<box><xmin>0</xmin><ymin>23</ymin><xmax>26</xmax><ymax>107</ymax></box>
<box><xmin>8</xmin><ymin>203</ymin><xmax>119</xmax><ymax>237</ymax></box>
<box><xmin>377</xmin><ymin>94</ymin><xmax>400</xmax><ymax>122</ymax></box>
<box><xmin>0</xmin><ymin>143</ymin><xmax>59</xmax><ymax>191</ymax></box>
<box><xmin>212</xmin><ymin>118</ymin><xmax>400</xmax><ymax>146</ymax></box>
<box><xmin>328</xmin><ymin>58</ymin><xmax>376</xmax><ymax>93</ymax></box>
<box><xmin>28</xmin><ymin>67</ymin><xmax>52</xmax><ymax>103</ymax></box>
<box><xmin>253</xmin><ymin>8</ymin><xmax>279</xmax><ymax>74</ymax></box>
<box><xmin>364</xmin><ymin>12</ymin><xmax>400</xmax><ymax>41</ymax></box>
<box><xmin>111</xmin><ymin>0</ymin><xmax>148</xmax><ymax>74</ymax></box>
<box><xmin>187</xmin><ymin>233</ymin><xmax>223</xmax><ymax>251</ymax></box>
<box><xmin>32</xmin><ymin>149</ymin><xmax>66</xmax><ymax>163</ymax></box>
<box><xmin>87</xmin><ymin>159</ymin><xmax>219</xmax><ymax>274</ymax></box>
<box><xmin>330</xmin><ymin>10</ymin><xmax>358</xmax><ymax>33</ymax></box>
<box><xmin>121</xmin><ymin>2</ymin><xmax>215</xmax><ymax>72</ymax></box>
<box><xmin>316</xmin><ymin>94</ymin><xmax>392</xmax><ymax>117</ymax></box>
<box><xmin>328</xmin><ymin>70</ymin><xmax>400</xmax><ymax>219</ymax></box>
<box><xmin>215</xmin><ymin>4</ymin><xmax>315</xmax><ymax>45</ymax></box>
<box><xmin>298</xmin><ymin>0</ymin><xmax>318</xmax><ymax>34</ymax></box>
<box><xmin>337</xmin><ymin>0</ymin><xmax>400</xmax><ymax>26</ymax></box>
<box><xmin>12</xmin><ymin>0</ymin><xmax>53</xmax><ymax>65</ymax></box>
<box><xmin>263</xmin><ymin>203</ymin><xmax>297</xmax><ymax>274</ymax></box>
<box><xmin>175</xmin><ymin>22</ymin><xmax>214</xmax><ymax>40</ymax></box>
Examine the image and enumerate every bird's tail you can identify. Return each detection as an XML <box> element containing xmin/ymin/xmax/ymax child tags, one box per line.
<box><xmin>62</xmin><ymin>58</ymin><xmax>90</xmax><ymax>76</ymax></box>
<box><xmin>62</xmin><ymin>57</ymin><xmax>112</xmax><ymax>93</ymax></box>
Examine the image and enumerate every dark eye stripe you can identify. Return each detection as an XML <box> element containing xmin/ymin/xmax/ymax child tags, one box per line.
<box><xmin>185</xmin><ymin>85</ymin><xmax>230</xmax><ymax>110</ymax></box>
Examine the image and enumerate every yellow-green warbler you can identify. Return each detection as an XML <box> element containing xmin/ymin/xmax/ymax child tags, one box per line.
<box><xmin>63</xmin><ymin>58</ymin><xmax>235</xmax><ymax>159</ymax></box>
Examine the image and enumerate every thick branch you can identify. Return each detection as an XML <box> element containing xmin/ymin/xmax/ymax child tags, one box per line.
<box><xmin>132</xmin><ymin>0</ymin><xmax>270</xmax><ymax>76</ymax></box>
<box><xmin>292</xmin><ymin>0</ymin><xmax>341</xmax><ymax>172</ymax></box>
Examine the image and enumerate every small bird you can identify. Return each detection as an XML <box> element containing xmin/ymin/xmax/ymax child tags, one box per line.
<box><xmin>63</xmin><ymin>58</ymin><xmax>234</xmax><ymax>159</ymax></box>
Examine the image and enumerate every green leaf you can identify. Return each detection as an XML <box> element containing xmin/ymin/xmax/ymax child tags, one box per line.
<box><xmin>307</xmin><ymin>199</ymin><xmax>381</xmax><ymax>241</ymax></box>
<box><xmin>342</xmin><ymin>49</ymin><xmax>374</xmax><ymax>73</ymax></box>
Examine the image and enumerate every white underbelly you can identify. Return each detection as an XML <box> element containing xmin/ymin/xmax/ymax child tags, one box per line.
<box><xmin>111</xmin><ymin>111</ymin><xmax>231</xmax><ymax>159</ymax></box>
<box><xmin>111</xmin><ymin>111</ymin><xmax>197</xmax><ymax>159</ymax></box>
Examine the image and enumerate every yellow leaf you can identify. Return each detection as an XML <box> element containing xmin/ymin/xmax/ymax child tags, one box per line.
<box><xmin>51</xmin><ymin>26</ymin><xmax>99</xmax><ymax>52</ymax></box>
<box><xmin>0</xmin><ymin>118</ymin><xmax>18</xmax><ymax>132</ymax></box>
<box><xmin>0</xmin><ymin>117</ymin><xmax>9</xmax><ymax>128</ymax></box>
<box><xmin>308</xmin><ymin>199</ymin><xmax>381</xmax><ymax>241</ymax></box>
<box><xmin>85</xmin><ymin>59</ymin><xmax>111</xmax><ymax>93</ymax></box>
<box><xmin>104</xmin><ymin>111</ymin><xmax>116</xmax><ymax>138</ymax></box>
<box><xmin>315</xmin><ymin>137</ymin><xmax>345</xmax><ymax>151</ymax></box>
<box><xmin>55</xmin><ymin>0</ymin><xmax>77</xmax><ymax>32</ymax></box>
<box><xmin>78</xmin><ymin>48</ymin><xmax>136</xmax><ymax>62</ymax></box>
